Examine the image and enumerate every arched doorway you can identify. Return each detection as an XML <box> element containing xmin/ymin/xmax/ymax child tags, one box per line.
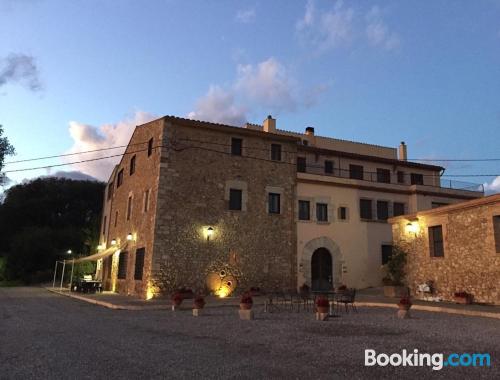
<box><xmin>311</xmin><ymin>248</ymin><xmax>332</xmax><ymax>291</ymax></box>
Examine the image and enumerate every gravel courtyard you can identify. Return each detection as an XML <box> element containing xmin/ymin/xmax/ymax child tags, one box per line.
<box><xmin>1</xmin><ymin>287</ymin><xmax>499</xmax><ymax>379</ymax></box>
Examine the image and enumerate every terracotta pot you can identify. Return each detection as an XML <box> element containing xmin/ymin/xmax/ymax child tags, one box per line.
<box><xmin>316</xmin><ymin>306</ymin><xmax>329</xmax><ymax>314</ymax></box>
<box><xmin>240</xmin><ymin>302</ymin><xmax>253</xmax><ymax>310</ymax></box>
<box><xmin>397</xmin><ymin>303</ymin><xmax>411</xmax><ymax>311</ymax></box>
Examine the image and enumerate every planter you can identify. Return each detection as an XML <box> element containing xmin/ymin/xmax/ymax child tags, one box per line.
<box><xmin>454</xmin><ymin>295</ymin><xmax>472</xmax><ymax>305</ymax></box>
<box><xmin>316</xmin><ymin>306</ymin><xmax>329</xmax><ymax>314</ymax></box>
<box><xmin>383</xmin><ymin>285</ymin><xmax>409</xmax><ymax>298</ymax></box>
<box><xmin>240</xmin><ymin>302</ymin><xmax>253</xmax><ymax>310</ymax></box>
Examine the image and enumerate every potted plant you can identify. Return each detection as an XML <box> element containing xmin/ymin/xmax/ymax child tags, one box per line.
<box><xmin>192</xmin><ymin>295</ymin><xmax>205</xmax><ymax>317</ymax></box>
<box><xmin>171</xmin><ymin>292</ymin><xmax>183</xmax><ymax>311</ymax></box>
<box><xmin>240</xmin><ymin>293</ymin><xmax>253</xmax><ymax>310</ymax></box>
<box><xmin>315</xmin><ymin>296</ymin><xmax>329</xmax><ymax>314</ymax></box>
<box><xmin>397</xmin><ymin>296</ymin><xmax>412</xmax><ymax>311</ymax></box>
<box><xmin>383</xmin><ymin>246</ymin><xmax>409</xmax><ymax>298</ymax></box>
<box><xmin>453</xmin><ymin>291</ymin><xmax>472</xmax><ymax>304</ymax></box>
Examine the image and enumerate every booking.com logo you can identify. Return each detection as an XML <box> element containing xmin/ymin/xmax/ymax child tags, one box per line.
<box><xmin>365</xmin><ymin>349</ymin><xmax>491</xmax><ymax>371</ymax></box>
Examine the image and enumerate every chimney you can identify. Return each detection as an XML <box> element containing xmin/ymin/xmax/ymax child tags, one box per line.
<box><xmin>263</xmin><ymin>115</ymin><xmax>276</xmax><ymax>133</ymax></box>
<box><xmin>305</xmin><ymin>127</ymin><xmax>315</xmax><ymax>136</ymax></box>
<box><xmin>399</xmin><ymin>141</ymin><xmax>407</xmax><ymax>161</ymax></box>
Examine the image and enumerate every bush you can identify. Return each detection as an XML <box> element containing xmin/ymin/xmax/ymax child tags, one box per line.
<box><xmin>385</xmin><ymin>246</ymin><xmax>407</xmax><ymax>286</ymax></box>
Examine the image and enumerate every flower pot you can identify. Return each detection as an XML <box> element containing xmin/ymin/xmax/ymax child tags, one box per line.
<box><xmin>240</xmin><ymin>303</ymin><xmax>252</xmax><ymax>310</ymax></box>
<box><xmin>316</xmin><ymin>306</ymin><xmax>329</xmax><ymax>314</ymax></box>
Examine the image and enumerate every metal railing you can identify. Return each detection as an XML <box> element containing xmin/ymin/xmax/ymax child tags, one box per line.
<box><xmin>298</xmin><ymin>164</ymin><xmax>484</xmax><ymax>193</ymax></box>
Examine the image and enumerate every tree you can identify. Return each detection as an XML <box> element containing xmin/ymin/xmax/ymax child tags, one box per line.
<box><xmin>0</xmin><ymin>177</ymin><xmax>105</xmax><ymax>283</ymax></box>
<box><xmin>0</xmin><ymin>125</ymin><xmax>15</xmax><ymax>186</ymax></box>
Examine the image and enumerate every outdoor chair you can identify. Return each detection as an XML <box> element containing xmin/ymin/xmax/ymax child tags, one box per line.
<box><xmin>335</xmin><ymin>288</ymin><xmax>357</xmax><ymax>313</ymax></box>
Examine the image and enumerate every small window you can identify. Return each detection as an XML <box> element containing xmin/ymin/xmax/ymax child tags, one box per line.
<box><xmin>114</xmin><ymin>211</ymin><xmax>119</xmax><ymax>227</ymax></box>
<box><xmin>102</xmin><ymin>216</ymin><xmax>107</xmax><ymax>236</ymax></box>
<box><xmin>117</xmin><ymin>169</ymin><xmax>124</xmax><ymax>187</ymax></box>
<box><xmin>338</xmin><ymin>207</ymin><xmax>348</xmax><ymax>221</ymax></box>
<box><xmin>376</xmin><ymin>168</ymin><xmax>391</xmax><ymax>183</ymax></box>
<box><xmin>231</xmin><ymin>138</ymin><xmax>242</xmax><ymax>156</ymax></box>
<box><xmin>148</xmin><ymin>138</ymin><xmax>153</xmax><ymax>156</ymax></box>
<box><xmin>397</xmin><ymin>171</ymin><xmax>405</xmax><ymax>184</ymax></box>
<box><xmin>130</xmin><ymin>155</ymin><xmax>136</xmax><ymax>175</ymax></box>
<box><xmin>377</xmin><ymin>201</ymin><xmax>389</xmax><ymax>221</ymax></box>
<box><xmin>126</xmin><ymin>196</ymin><xmax>133</xmax><ymax>221</ymax></box>
<box><xmin>431</xmin><ymin>202</ymin><xmax>449</xmax><ymax>209</ymax></box>
<box><xmin>393</xmin><ymin>202</ymin><xmax>406</xmax><ymax>217</ymax></box>
<box><xmin>493</xmin><ymin>216</ymin><xmax>500</xmax><ymax>253</ymax></box>
<box><xmin>381</xmin><ymin>245</ymin><xmax>393</xmax><ymax>265</ymax></box>
<box><xmin>268</xmin><ymin>193</ymin><xmax>281</xmax><ymax>214</ymax></box>
<box><xmin>297</xmin><ymin>157</ymin><xmax>306</xmax><ymax>173</ymax></box>
<box><xmin>271</xmin><ymin>144</ymin><xmax>282</xmax><ymax>161</ymax></box>
<box><xmin>429</xmin><ymin>225</ymin><xmax>444</xmax><ymax>257</ymax></box>
<box><xmin>143</xmin><ymin>189</ymin><xmax>150</xmax><ymax>213</ymax></box>
<box><xmin>411</xmin><ymin>173</ymin><xmax>424</xmax><ymax>185</ymax></box>
<box><xmin>134</xmin><ymin>248</ymin><xmax>145</xmax><ymax>280</ymax></box>
<box><xmin>229</xmin><ymin>189</ymin><xmax>242</xmax><ymax>211</ymax></box>
<box><xmin>325</xmin><ymin>160</ymin><xmax>334</xmax><ymax>174</ymax></box>
<box><xmin>349</xmin><ymin>164</ymin><xmax>364</xmax><ymax>180</ymax></box>
<box><xmin>107</xmin><ymin>182</ymin><xmax>114</xmax><ymax>200</ymax></box>
<box><xmin>359</xmin><ymin>199</ymin><xmax>372</xmax><ymax>220</ymax></box>
<box><xmin>316</xmin><ymin>203</ymin><xmax>328</xmax><ymax>222</ymax></box>
<box><xmin>298</xmin><ymin>200</ymin><xmax>310</xmax><ymax>221</ymax></box>
<box><xmin>117</xmin><ymin>251</ymin><xmax>128</xmax><ymax>279</ymax></box>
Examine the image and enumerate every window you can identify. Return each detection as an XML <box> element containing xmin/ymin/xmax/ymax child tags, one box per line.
<box><xmin>231</xmin><ymin>138</ymin><xmax>242</xmax><ymax>156</ymax></box>
<box><xmin>102</xmin><ymin>216</ymin><xmax>107</xmax><ymax>236</ymax></box>
<box><xmin>325</xmin><ymin>160</ymin><xmax>334</xmax><ymax>174</ymax></box>
<box><xmin>143</xmin><ymin>189</ymin><xmax>150</xmax><ymax>212</ymax></box>
<box><xmin>338</xmin><ymin>206</ymin><xmax>348</xmax><ymax>220</ymax></box>
<box><xmin>298</xmin><ymin>200</ymin><xmax>310</xmax><ymax>221</ymax></box>
<box><xmin>134</xmin><ymin>248</ymin><xmax>145</xmax><ymax>280</ymax></box>
<box><xmin>377</xmin><ymin>201</ymin><xmax>389</xmax><ymax>221</ymax></box>
<box><xmin>117</xmin><ymin>251</ymin><xmax>128</xmax><ymax>279</ymax></box>
<box><xmin>126</xmin><ymin>196</ymin><xmax>133</xmax><ymax>221</ymax></box>
<box><xmin>117</xmin><ymin>169</ymin><xmax>124</xmax><ymax>187</ymax></box>
<box><xmin>359</xmin><ymin>199</ymin><xmax>373</xmax><ymax>220</ymax></box>
<box><xmin>376</xmin><ymin>168</ymin><xmax>391</xmax><ymax>183</ymax></box>
<box><xmin>393</xmin><ymin>202</ymin><xmax>406</xmax><ymax>217</ymax></box>
<box><xmin>411</xmin><ymin>173</ymin><xmax>424</xmax><ymax>185</ymax></box>
<box><xmin>349</xmin><ymin>164</ymin><xmax>364</xmax><ymax>180</ymax></box>
<box><xmin>148</xmin><ymin>138</ymin><xmax>153</xmax><ymax>156</ymax></box>
<box><xmin>130</xmin><ymin>155</ymin><xmax>136</xmax><ymax>175</ymax></box>
<box><xmin>271</xmin><ymin>144</ymin><xmax>282</xmax><ymax>161</ymax></box>
<box><xmin>302</xmin><ymin>140</ymin><xmax>309</xmax><ymax>146</ymax></box>
<box><xmin>316</xmin><ymin>203</ymin><xmax>328</xmax><ymax>222</ymax></box>
<box><xmin>229</xmin><ymin>189</ymin><xmax>242</xmax><ymax>210</ymax></box>
<box><xmin>114</xmin><ymin>211</ymin><xmax>119</xmax><ymax>227</ymax></box>
<box><xmin>268</xmin><ymin>193</ymin><xmax>280</xmax><ymax>214</ymax></box>
<box><xmin>107</xmin><ymin>182</ymin><xmax>114</xmax><ymax>200</ymax></box>
<box><xmin>431</xmin><ymin>202</ymin><xmax>449</xmax><ymax>209</ymax></box>
<box><xmin>381</xmin><ymin>245</ymin><xmax>393</xmax><ymax>265</ymax></box>
<box><xmin>493</xmin><ymin>216</ymin><xmax>500</xmax><ymax>253</ymax></box>
<box><xmin>397</xmin><ymin>171</ymin><xmax>405</xmax><ymax>184</ymax></box>
<box><xmin>429</xmin><ymin>225</ymin><xmax>444</xmax><ymax>257</ymax></box>
<box><xmin>297</xmin><ymin>157</ymin><xmax>306</xmax><ymax>173</ymax></box>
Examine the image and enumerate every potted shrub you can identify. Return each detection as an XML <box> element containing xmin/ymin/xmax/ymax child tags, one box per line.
<box><xmin>383</xmin><ymin>246</ymin><xmax>409</xmax><ymax>298</ymax></box>
<box><xmin>240</xmin><ymin>293</ymin><xmax>253</xmax><ymax>310</ymax></box>
<box><xmin>454</xmin><ymin>291</ymin><xmax>472</xmax><ymax>305</ymax></box>
<box><xmin>171</xmin><ymin>292</ymin><xmax>183</xmax><ymax>311</ymax></box>
<box><xmin>315</xmin><ymin>296</ymin><xmax>329</xmax><ymax>314</ymax></box>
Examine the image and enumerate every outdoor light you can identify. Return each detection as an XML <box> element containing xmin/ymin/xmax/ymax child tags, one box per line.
<box><xmin>405</xmin><ymin>221</ymin><xmax>419</xmax><ymax>236</ymax></box>
<box><xmin>66</xmin><ymin>250</ymin><xmax>72</xmax><ymax>255</ymax></box>
<box><xmin>97</xmin><ymin>244</ymin><xmax>104</xmax><ymax>250</ymax></box>
<box><xmin>111</xmin><ymin>239</ymin><xmax>117</xmax><ymax>246</ymax></box>
<box><xmin>127</xmin><ymin>233</ymin><xmax>133</xmax><ymax>241</ymax></box>
<box><xmin>206</xmin><ymin>226</ymin><xmax>214</xmax><ymax>241</ymax></box>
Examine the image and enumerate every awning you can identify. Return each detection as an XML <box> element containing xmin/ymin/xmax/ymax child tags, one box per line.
<box><xmin>72</xmin><ymin>246</ymin><xmax>118</xmax><ymax>263</ymax></box>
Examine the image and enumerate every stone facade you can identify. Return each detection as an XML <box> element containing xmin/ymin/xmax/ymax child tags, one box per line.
<box><xmin>390</xmin><ymin>194</ymin><xmax>500</xmax><ymax>305</ymax></box>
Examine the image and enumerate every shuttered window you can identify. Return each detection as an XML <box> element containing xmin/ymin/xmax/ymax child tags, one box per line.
<box><xmin>134</xmin><ymin>248</ymin><xmax>145</xmax><ymax>280</ymax></box>
<box><xmin>271</xmin><ymin>144</ymin><xmax>282</xmax><ymax>161</ymax></box>
<box><xmin>268</xmin><ymin>193</ymin><xmax>280</xmax><ymax>214</ymax></box>
<box><xmin>393</xmin><ymin>202</ymin><xmax>406</xmax><ymax>217</ymax></box>
<box><xmin>316</xmin><ymin>203</ymin><xmax>328</xmax><ymax>222</ymax></box>
<box><xmin>325</xmin><ymin>160</ymin><xmax>334</xmax><ymax>174</ymax></box>
<box><xmin>359</xmin><ymin>199</ymin><xmax>372</xmax><ymax>220</ymax></box>
<box><xmin>117</xmin><ymin>251</ymin><xmax>128</xmax><ymax>279</ymax></box>
<box><xmin>411</xmin><ymin>173</ymin><xmax>424</xmax><ymax>185</ymax></box>
<box><xmin>376</xmin><ymin>168</ymin><xmax>391</xmax><ymax>183</ymax></box>
<box><xmin>377</xmin><ymin>201</ymin><xmax>389</xmax><ymax>221</ymax></box>
<box><xmin>231</xmin><ymin>138</ymin><xmax>242</xmax><ymax>156</ymax></box>
<box><xmin>429</xmin><ymin>225</ymin><xmax>444</xmax><ymax>257</ymax></box>
<box><xmin>297</xmin><ymin>157</ymin><xmax>306</xmax><ymax>173</ymax></box>
<box><xmin>298</xmin><ymin>201</ymin><xmax>310</xmax><ymax>220</ymax></box>
<box><xmin>350</xmin><ymin>165</ymin><xmax>364</xmax><ymax>180</ymax></box>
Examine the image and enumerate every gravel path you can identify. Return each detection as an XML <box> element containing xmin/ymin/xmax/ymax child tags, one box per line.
<box><xmin>1</xmin><ymin>287</ymin><xmax>499</xmax><ymax>379</ymax></box>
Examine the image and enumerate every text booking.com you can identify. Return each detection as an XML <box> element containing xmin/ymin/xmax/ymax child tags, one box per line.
<box><xmin>365</xmin><ymin>349</ymin><xmax>491</xmax><ymax>371</ymax></box>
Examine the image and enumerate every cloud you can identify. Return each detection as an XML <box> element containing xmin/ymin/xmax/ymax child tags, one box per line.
<box><xmin>296</xmin><ymin>0</ymin><xmax>354</xmax><ymax>53</ymax></box>
<box><xmin>43</xmin><ymin>170</ymin><xmax>100</xmax><ymax>182</ymax></box>
<box><xmin>484</xmin><ymin>177</ymin><xmax>500</xmax><ymax>194</ymax></box>
<box><xmin>235</xmin><ymin>8</ymin><xmax>256</xmax><ymax>23</ymax></box>
<box><xmin>187</xmin><ymin>86</ymin><xmax>247</xmax><ymax>126</ymax></box>
<box><xmin>188</xmin><ymin>57</ymin><xmax>329</xmax><ymax>125</ymax></box>
<box><xmin>65</xmin><ymin>111</ymin><xmax>156</xmax><ymax>181</ymax></box>
<box><xmin>0</xmin><ymin>53</ymin><xmax>42</xmax><ymax>91</ymax></box>
<box><xmin>365</xmin><ymin>6</ymin><xmax>400</xmax><ymax>50</ymax></box>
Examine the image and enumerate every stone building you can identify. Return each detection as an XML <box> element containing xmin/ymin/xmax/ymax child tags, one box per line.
<box><xmin>96</xmin><ymin>115</ymin><xmax>484</xmax><ymax>299</ymax></box>
<box><xmin>389</xmin><ymin>194</ymin><xmax>500</xmax><ymax>304</ymax></box>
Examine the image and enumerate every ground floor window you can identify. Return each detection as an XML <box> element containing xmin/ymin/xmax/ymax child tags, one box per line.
<box><xmin>134</xmin><ymin>248</ymin><xmax>145</xmax><ymax>280</ymax></box>
<box><xmin>117</xmin><ymin>251</ymin><xmax>128</xmax><ymax>279</ymax></box>
<box><xmin>381</xmin><ymin>244</ymin><xmax>393</xmax><ymax>265</ymax></box>
<box><xmin>429</xmin><ymin>225</ymin><xmax>444</xmax><ymax>257</ymax></box>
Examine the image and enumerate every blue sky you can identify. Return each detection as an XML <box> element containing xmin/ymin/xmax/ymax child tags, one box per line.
<box><xmin>1</xmin><ymin>0</ymin><xmax>499</xmax><ymax>192</ymax></box>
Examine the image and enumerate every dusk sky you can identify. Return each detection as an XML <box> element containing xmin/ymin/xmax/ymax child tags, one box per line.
<box><xmin>1</xmin><ymin>0</ymin><xmax>499</xmax><ymax>192</ymax></box>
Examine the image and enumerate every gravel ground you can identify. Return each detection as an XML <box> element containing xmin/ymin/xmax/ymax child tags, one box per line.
<box><xmin>1</xmin><ymin>287</ymin><xmax>499</xmax><ymax>380</ymax></box>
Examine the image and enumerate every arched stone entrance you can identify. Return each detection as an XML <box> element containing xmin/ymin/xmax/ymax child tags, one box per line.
<box><xmin>311</xmin><ymin>248</ymin><xmax>332</xmax><ymax>291</ymax></box>
<box><xmin>301</xmin><ymin>237</ymin><xmax>342</xmax><ymax>289</ymax></box>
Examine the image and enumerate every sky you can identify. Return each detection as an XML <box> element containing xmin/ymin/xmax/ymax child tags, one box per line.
<box><xmin>1</xmin><ymin>0</ymin><xmax>499</xmax><ymax>193</ymax></box>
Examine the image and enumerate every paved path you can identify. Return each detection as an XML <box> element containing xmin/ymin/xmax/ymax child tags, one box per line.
<box><xmin>1</xmin><ymin>287</ymin><xmax>500</xmax><ymax>379</ymax></box>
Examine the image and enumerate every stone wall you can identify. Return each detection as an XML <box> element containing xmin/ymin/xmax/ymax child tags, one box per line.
<box><xmin>151</xmin><ymin>119</ymin><xmax>298</xmax><ymax>295</ymax></box>
<box><xmin>391</xmin><ymin>198</ymin><xmax>500</xmax><ymax>304</ymax></box>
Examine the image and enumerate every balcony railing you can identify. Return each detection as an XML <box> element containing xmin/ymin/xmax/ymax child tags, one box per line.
<box><xmin>298</xmin><ymin>164</ymin><xmax>484</xmax><ymax>193</ymax></box>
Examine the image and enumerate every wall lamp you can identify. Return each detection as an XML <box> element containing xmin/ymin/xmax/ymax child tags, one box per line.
<box><xmin>405</xmin><ymin>220</ymin><xmax>420</xmax><ymax>236</ymax></box>
<box><xmin>111</xmin><ymin>239</ymin><xmax>117</xmax><ymax>246</ymax></box>
<box><xmin>206</xmin><ymin>227</ymin><xmax>214</xmax><ymax>242</ymax></box>
<box><xmin>127</xmin><ymin>232</ymin><xmax>134</xmax><ymax>241</ymax></box>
